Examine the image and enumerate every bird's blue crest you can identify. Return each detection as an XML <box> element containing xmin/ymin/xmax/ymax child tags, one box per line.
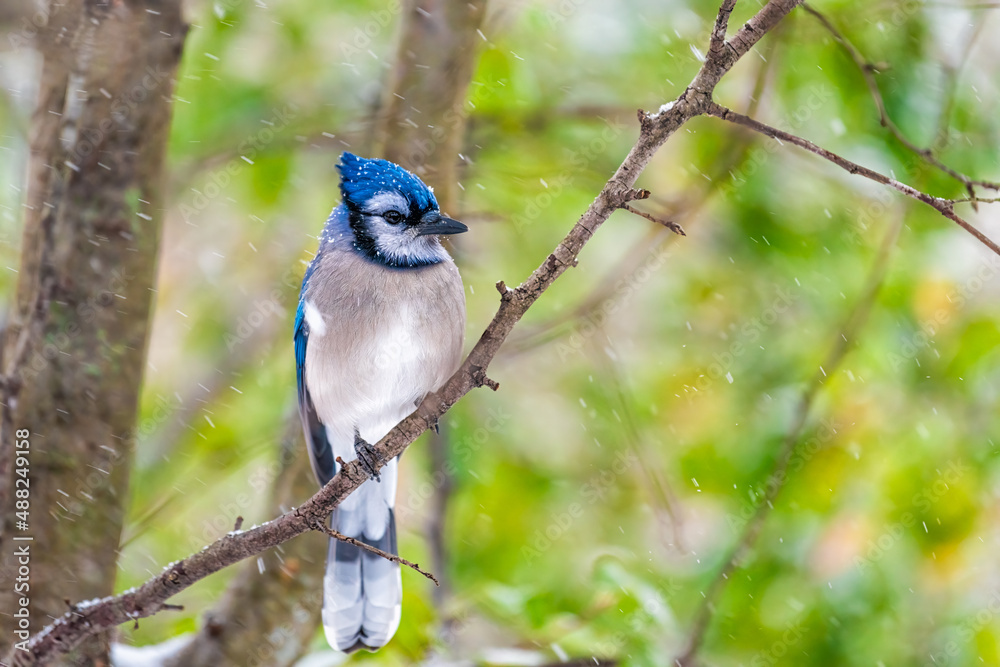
<box><xmin>337</xmin><ymin>152</ymin><xmax>438</xmax><ymax>213</ymax></box>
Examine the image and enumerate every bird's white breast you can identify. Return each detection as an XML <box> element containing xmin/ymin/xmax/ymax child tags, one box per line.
<box><xmin>303</xmin><ymin>245</ymin><xmax>465</xmax><ymax>447</ymax></box>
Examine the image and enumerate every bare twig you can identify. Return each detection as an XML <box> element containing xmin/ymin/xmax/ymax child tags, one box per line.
<box><xmin>706</xmin><ymin>102</ymin><xmax>1000</xmax><ymax>256</ymax></box>
<box><xmin>802</xmin><ymin>3</ymin><xmax>1000</xmax><ymax>195</ymax></box>
<box><xmin>620</xmin><ymin>203</ymin><xmax>686</xmax><ymax>235</ymax></box>
<box><xmin>313</xmin><ymin>521</ymin><xmax>439</xmax><ymax>586</ymax></box>
<box><xmin>951</xmin><ymin>197</ymin><xmax>1000</xmax><ymax>205</ymax></box>
<box><xmin>709</xmin><ymin>0</ymin><xmax>737</xmax><ymax>58</ymax></box>
<box><xmin>674</xmin><ymin>210</ymin><xmax>905</xmax><ymax>666</ymax></box>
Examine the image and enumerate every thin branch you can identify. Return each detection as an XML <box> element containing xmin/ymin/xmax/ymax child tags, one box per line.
<box><xmin>682</xmin><ymin>0</ymin><xmax>804</xmax><ymax>102</ymax></box>
<box><xmin>952</xmin><ymin>197</ymin><xmax>1000</xmax><ymax>204</ymax></box>
<box><xmin>709</xmin><ymin>0</ymin><xmax>737</xmax><ymax>58</ymax></box>
<box><xmin>802</xmin><ymin>3</ymin><xmax>1000</xmax><ymax>195</ymax></box>
<box><xmin>620</xmin><ymin>203</ymin><xmax>686</xmax><ymax>236</ymax></box>
<box><xmin>705</xmin><ymin>102</ymin><xmax>1000</xmax><ymax>256</ymax></box>
<box><xmin>313</xmin><ymin>521</ymin><xmax>439</xmax><ymax>586</ymax></box>
<box><xmin>674</xmin><ymin>210</ymin><xmax>905</xmax><ymax>666</ymax></box>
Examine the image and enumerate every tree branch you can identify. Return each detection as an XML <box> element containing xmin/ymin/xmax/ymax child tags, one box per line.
<box><xmin>705</xmin><ymin>102</ymin><xmax>1000</xmax><ymax>256</ymax></box>
<box><xmin>619</xmin><ymin>203</ymin><xmax>686</xmax><ymax>236</ymax></box>
<box><xmin>314</xmin><ymin>522</ymin><xmax>439</xmax><ymax>585</ymax></box>
<box><xmin>708</xmin><ymin>0</ymin><xmax>737</xmax><ymax>58</ymax></box>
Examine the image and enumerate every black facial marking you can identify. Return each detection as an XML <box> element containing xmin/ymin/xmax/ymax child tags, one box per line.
<box><xmin>346</xmin><ymin>206</ymin><xmax>442</xmax><ymax>269</ymax></box>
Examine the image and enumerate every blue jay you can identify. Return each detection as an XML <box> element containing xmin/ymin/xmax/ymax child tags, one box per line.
<box><xmin>295</xmin><ymin>152</ymin><xmax>467</xmax><ymax>652</ymax></box>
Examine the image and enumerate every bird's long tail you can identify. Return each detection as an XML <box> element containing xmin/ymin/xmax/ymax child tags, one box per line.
<box><xmin>322</xmin><ymin>459</ymin><xmax>402</xmax><ymax>653</ymax></box>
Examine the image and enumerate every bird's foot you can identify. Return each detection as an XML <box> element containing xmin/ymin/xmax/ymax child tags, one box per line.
<box><xmin>353</xmin><ymin>429</ymin><xmax>386</xmax><ymax>482</ymax></box>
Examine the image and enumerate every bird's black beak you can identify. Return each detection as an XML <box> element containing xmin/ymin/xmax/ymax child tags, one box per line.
<box><xmin>415</xmin><ymin>214</ymin><xmax>469</xmax><ymax>236</ymax></box>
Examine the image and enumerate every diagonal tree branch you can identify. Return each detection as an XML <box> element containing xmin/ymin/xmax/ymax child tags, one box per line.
<box><xmin>705</xmin><ymin>102</ymin><xmax>1000</xmax><ymax>256</ymax></box>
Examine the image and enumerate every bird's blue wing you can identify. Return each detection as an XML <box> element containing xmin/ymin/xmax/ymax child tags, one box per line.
<box><xmin>296</xmin><ymin>264</ymin><xmax>337</xmax><ymax>486</ymax></box>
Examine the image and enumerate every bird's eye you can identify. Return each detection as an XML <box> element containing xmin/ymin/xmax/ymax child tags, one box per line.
<box><xmin>383</xmin><ymin>210</ymin><xmax>403</xmax><ymax>224</ymax></box>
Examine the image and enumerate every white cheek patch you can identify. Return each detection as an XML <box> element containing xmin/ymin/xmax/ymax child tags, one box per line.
<box><xmin>363</xmin><ymin>191</ymin><xmax>409</xmax><ymax>216</ymax></box>
<box><xmin>304</xmin><ymin>300</ymin><xmax>327</xmax><ymax>337</ymax></box>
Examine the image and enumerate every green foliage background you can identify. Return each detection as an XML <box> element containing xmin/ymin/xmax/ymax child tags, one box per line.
<box><xmin>3</xmin><ymin>0</ymin><xmax>1000</xmax><ymax>665</ymax></box>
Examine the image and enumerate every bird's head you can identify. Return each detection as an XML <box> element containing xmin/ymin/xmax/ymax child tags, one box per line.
<box><xmin>336</xmin><ymin>152</ymin><xmax>468</xmax><ymax>267</ymax></box>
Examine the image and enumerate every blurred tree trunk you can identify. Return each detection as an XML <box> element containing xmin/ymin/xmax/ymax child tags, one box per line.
<box><xmin>0</xmin><ymin>0</ymin><xmax>36</xmax><ymax>51</ymax></box>
<box><xmin>372</xmin><ymin>0</ymin><xmax>487</xmax><ymax>639</ymax></box>
<box><xmin>161</xmin><ymin>417</ymin><xmax>326</xmax><ymax>667</ymax></box>
<box><xmin>0</xmin><ymin>0</ymin><xmax>186</xmax><ymax>664</ymax></box>
<box><xmin>372</xmin><ymin>0</ymin><xmax>488</xmax><ymax>213</ymax></box>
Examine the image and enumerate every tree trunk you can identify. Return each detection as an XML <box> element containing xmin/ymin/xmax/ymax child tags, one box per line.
<box><xmin>0</xmin><ymin>0</ymin><xmax>37</xmax><ymax>52</ymax></box>
<box><xmin>372</xmin><ymin>0</ymin><xmax>488</xmax><ymax>213</ymax></box>
<box><xmin>0</xmin><ymin>1</ymin><xmax>187</xmax><ymax>664</ymax></box>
